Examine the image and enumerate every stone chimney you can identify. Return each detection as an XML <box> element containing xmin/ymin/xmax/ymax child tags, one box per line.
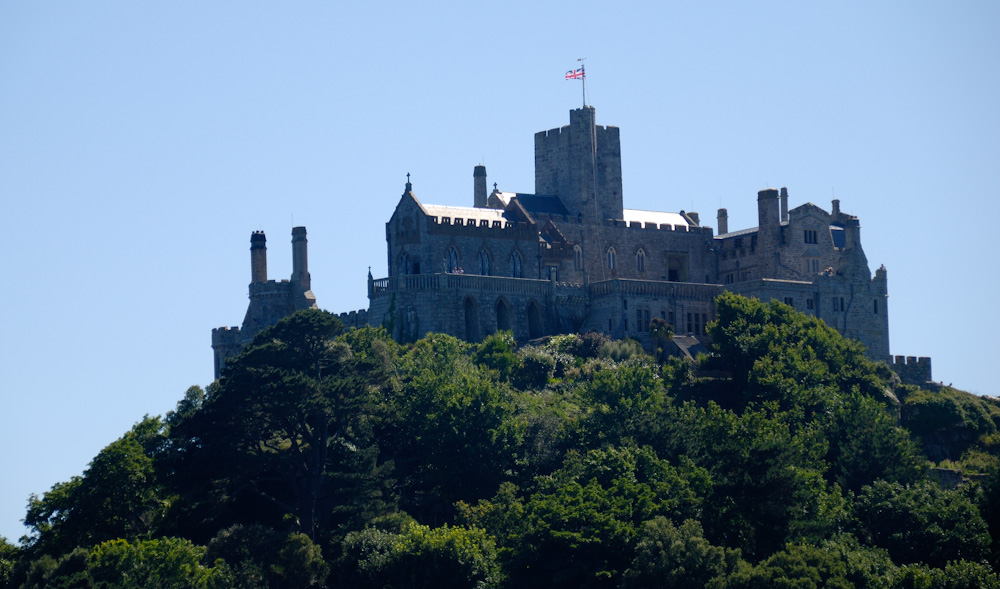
<box><xmin>250</xmin><ymin>231</ymin><xmax>267</xmax><ymax>284</ymax></box>
<box><xmin>717</xmin><ymin>208</ymin><xmax>728</xmax><ymax>235</ymax></box>
<box><xmin>780</xmin><ymin>187</ymin><xmax>789</xmax><ymax>223</ymax></box>
<box><xmin>474</xmin><ymin>165</ymin><xmax>487</xmax><ymax>208</ymax></box>
<box><xmin>291</xmin><ymin>226</ymin><xmax>310</xmax><ymax>289</ymax></box>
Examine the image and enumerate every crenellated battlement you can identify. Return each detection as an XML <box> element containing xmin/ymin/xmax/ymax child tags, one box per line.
<box><xmin>891</xmin><ymin>355</ymin><xmax>933</xmax><ymax>386</ymax></box>
<box><xmin>338</xmin><ymin>309</ymin><xmax>370</xmax><ymax>329</ymax></box>
<box><xmin>426</xmin><ymin>216</ymin><xmax>536</xmax><ymax>237</ymax></box>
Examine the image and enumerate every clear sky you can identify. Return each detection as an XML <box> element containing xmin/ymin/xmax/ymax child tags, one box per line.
<box><xmin>1</xmin><ymin>1</ymin><xmax>998</xmax><ymax>544</ymax></box>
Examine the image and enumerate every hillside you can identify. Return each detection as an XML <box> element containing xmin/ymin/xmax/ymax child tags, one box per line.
<box><xmin>4</xmin><ymin>292</ymin><xmax>1000</xmax><ymax>588</ymax></box>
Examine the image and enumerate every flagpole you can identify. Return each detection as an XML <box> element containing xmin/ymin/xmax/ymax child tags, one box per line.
<box><xmin>582</xmin><ymin>64</ymin><xmax>586</xmax><ymax>107</ymax></box>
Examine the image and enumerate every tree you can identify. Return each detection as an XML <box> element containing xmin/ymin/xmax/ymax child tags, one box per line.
<box><xmin>340</xmin><ymin>523</ymin><xmax>501</xmax><ymax>589</ymax></box>
<box><xmin>851</xmin><ymin>480</ymin><xmax>991</xmax><ymax>568</ymax></box>
<box><xmin>504</xmin><ymin>445</ymin><xmax>710</xmax><ymax>589</ymax></box>
<box><xmin>180</xmin><ymin>309</ymin><xmax>395</xmax><ymax>541</ymax></box>
<box><xmin>390</xmin><ymin>333</ymin><xmax>517</xmax><ymax>520</ymax></box>
<box><xmin>24</xmin><ymin>417</ymin><xmax>166</xmax><ymax>556</ymax></box>
<box><xmin>621</xmin><ymin>518</ymin><xmax>740</xmax><ymax>589</ymax></box>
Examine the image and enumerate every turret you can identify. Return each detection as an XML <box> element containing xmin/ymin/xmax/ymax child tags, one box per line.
<box><xmin>717</xmin><ymin>208</ymin><xmax>728</xmax><ymax>235</ymax></box>
<box><xmin>474</xmin><ymin>165</ymin><xmax>487</xmax><ymax>208</ymax></box>
<box><xmin>250</xmin><ymin>231</ymin><xmax>267</xmax><ymax>283</ymax></box>
<box><xmin>291</xmin><ymin>226</ymin><xmax>310</xmax><ymax>289</ymax></box>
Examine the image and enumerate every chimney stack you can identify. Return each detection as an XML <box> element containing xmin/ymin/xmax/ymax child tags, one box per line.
<box><xmin>291</xmin><ymin>226</ymin><xmax>310</xmax><ymax>289</ymax></box>
<box><xmin>250</xmin><ymin>231</ymin><xmax>267</xmax><ymax>284</ymax></box>
<box><xmin>717</xmin><ymin>208</ymin><xmax>728</xmax><ymax>235</ymax></box>
<box><xmin>474</xmin><ymin>165</ymin><xmax>487</xmax><ymax>208</ymax></box>
<box><xmin>780</xmin><ymin>187</ymin><xmax>789</xmax><ymax>223</ymax></box>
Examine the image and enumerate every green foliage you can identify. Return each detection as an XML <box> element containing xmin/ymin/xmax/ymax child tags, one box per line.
<box><xmin>204</xmin><ymin>524</ymin><xmax>328</xmax><ymax>588</ymax></box>
<box><xmin>88</xmin><ymin>537</ymin><xmax>229</xmax><ymax>588</ymax></box>
<box><xmin>902</xmin><ymin>387</ymin><xmax>1000</xmax><ymax>462</ymax></box>
<box><xmin>621</xmin><ymin>517</ymin><xmax>740</xmax><ymax>589</ymax></box>
<box><xmin>341</xmin><ymin>523</ymin><xmax>501</xmax><ymax>589</ymax></box>
<box><xmin>505</xmin><ymin>446</ymin><xmax>710</xmax><ymax>588</ymax></box>
<box><xmin>394</xmin><ymin>332</ymin><xmax>516</xmax><ymax>519</ymax></box>
<box><xmin>474</xmin><ymin>331</ymin><xmax>520</xmax><ymax>382</ymax></box>
<box><xmin>708</xmin><ymin>292</ymin><xmax>890</xmax><ymax>413</ymax></box>
<box><xmin>720</xmin><ymin>542</ymin><xmax>853</xmax><ymax>589</ymax></box>
<box><xmin>21</xmin><ymin>292</ymin><xmax>1000</xmax><ymax>587</ymax></box>
<box><xmin>822</xmin><ymin>391</ymin><xmax>925</xmax><ymax>493</ymax></box>
<box><xmin>25</xmin><ymin>417</ymin><xmax>166</xmax><ymax>556</ymax></box>
<box><xmin>575</xmin><ymin>359</ymin><xmax>666</xmax><ymax>448</ymax></box>
<box><xmin>514</xmin><ymin>347</ymin><xmax>556</xmax><ymax>390</ymax></box>
<box><xmin>597</xmin><ymin>337</ymin><xmax>647</xmax><ymax>363</ymax></box>
<box><xmin>0</xmin><ymin>536</ymin><xmax>18</xmax><ymax>587</ymax></box>
<box><xmin>851</xmin><ymin>480</ymin><xmax>990</xmax><ymax>568</ymax></box>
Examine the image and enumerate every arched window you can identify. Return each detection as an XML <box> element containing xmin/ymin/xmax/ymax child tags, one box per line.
<box><xmin>573</xmin><ymin>245</ymin><xmax>584</xmax><ymax>271</ymax></box>
<box><xmin>478</xmin><ymin>250</ymin><xmax>490</xmax><ymax>276</ymax></box>
<box><xmin>606</xmin><ymin>246</ymin><xmax>616</xmax><ymax>270</ymax></box>
<box><xmin>446</xmin><ymin>247</ymin><xmax>460</xmax><ymax>273</ymax></box>
<box><xmin>636</xmin><ymin>248</ymin><xmax>646</xmax><ymax>273</ymax></box>
<box><xmin>510</xmin><ymin>251</ymin><xmax>523</xmax><ymax>278</ymax></box>
<box><xmin>397</xmin><ymin>252</ymin><xmax>409</xmax><ymax>276</ymax></box>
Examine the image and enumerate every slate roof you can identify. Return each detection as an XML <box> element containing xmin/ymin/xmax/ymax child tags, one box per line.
<box><xmin>494</xmin><ymin>192</ymin><xmax>570</xmax><ymax>216</ymax></box>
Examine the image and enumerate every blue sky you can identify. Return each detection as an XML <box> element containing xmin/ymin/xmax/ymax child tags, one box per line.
<box><xmin>1</xmin><ymin>1</ymin><xmax>997</xmax><ymax>543</ymax></box>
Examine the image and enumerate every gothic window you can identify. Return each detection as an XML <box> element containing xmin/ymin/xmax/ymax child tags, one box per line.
<box><xmin>636</xmin><ymin>248</ymin><xmax>646</xmax><ymax>273</ymax></box>
<box><xmin>573</xmin><ymin>245</ymin><xmax>584</xmax><ymax>271</ymax></box>
<box><xmin>478</xmin><ymin>250</ymin><xmax>490</xmax><ymax>276</ymax></box>
<box><xmin>446</xmin><ymin>247</ymin><xmax>460</xmax><ymax>273</ymax></box>
<box><xmin>606</xmin><ymin>246</ymin><xmax>616</xmax><ymax>270</ymax></box>
<box><xmin>509</xmin><ymin>251</ymin><xmax>523</xmax><ymax>278</ymax></box>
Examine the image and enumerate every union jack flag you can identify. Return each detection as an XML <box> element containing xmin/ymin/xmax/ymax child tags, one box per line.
<box><xmin>565</xmin><ymin>68</ymin><xmax>585</xmax><ymax>80</ymax></box>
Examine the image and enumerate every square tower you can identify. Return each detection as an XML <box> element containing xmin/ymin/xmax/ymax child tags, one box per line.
<box><xmin>534</xmin><ymin>106</ymin><xmax>623</xmax><ymax>222</ymax></box>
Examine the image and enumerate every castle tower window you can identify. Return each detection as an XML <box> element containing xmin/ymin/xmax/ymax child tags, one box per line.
<box><xmin>573</xmin><ymin>245</ymin><xmax>584</xmax><ymax>270</ymax></box>
<box><xmin>636</xmin><ymin>248</ymin><xmax>646</xmax><ymax>273</ymax></box>
<box><xmin>398</xmin><ymin>252</ymin><xmax>409</xmax><ymax>276</ymax></box>
<box><xmin>804</xmin><ymin>229</ymin><xmax>818</xmax><ymax>244</ymax></box>
<box><xmin>478</xmin><ymin>250</ymin><xmax>491</xmax><ymax>276</ymax></box>
<box><xmin>873</xmin><ymin>299</ymin><xmax>878</xmax><ymax>314</ymax></box>
<box><xmin>607</xmin><ymin>246</ymin><xmax>616</xmax><ymax>270</ymax></box>
<box><xmin>509</xmin><ymin>251</ymin><xmax>523</xmax><ymax>278</ymax></box>
<box><xmin>446</xmin><ymin>247</ymin><xmax>460</xmax><ymax>273</ymax></box>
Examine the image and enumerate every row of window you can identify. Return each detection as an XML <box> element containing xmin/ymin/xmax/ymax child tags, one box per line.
<box><xmin>781</xmin><ymin>295</ymin><xmax>879</xmax><ymax>316</ymax></box>
<box><xmin>398</xmin><ymin>249</ymin><xmax>526</xmax><ymax>278</ymax></box>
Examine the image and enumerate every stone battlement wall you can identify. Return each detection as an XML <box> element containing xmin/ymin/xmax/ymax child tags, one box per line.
<box><xmin>892</xmin><ymin>355</ymin><xmax>933</xmax><ymax>385</ymax></box>
<box><xmin>338</xmin><ymin>309</ymin><xmax>370</xmax><ymax>329</ymax></box>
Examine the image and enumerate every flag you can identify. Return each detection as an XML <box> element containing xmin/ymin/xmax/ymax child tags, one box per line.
<box><xmin>565</xmin><ymin>68</ymin><xmax>585</xmax><ymax>80</ymax></box>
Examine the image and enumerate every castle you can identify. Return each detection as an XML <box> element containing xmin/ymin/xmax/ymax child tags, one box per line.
<box><xmin>213</xmin><ymin>106</ymin><xmax>931</xmax><ymax>384</ymax></box>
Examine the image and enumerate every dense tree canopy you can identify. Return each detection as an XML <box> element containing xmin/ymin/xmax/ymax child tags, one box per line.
<box><xmin>8</xmin><ymin>297</ymin><xmax>1000</xmax><ymax>588</ymax></box>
